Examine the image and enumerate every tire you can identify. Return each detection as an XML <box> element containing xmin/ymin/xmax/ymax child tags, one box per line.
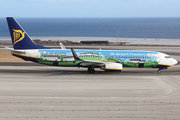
<box><xmin>88</xmin><ymin>67</ymin><xmax>95</xmax><ymax>74</ymax></box>
<box><xmin>157</xmin><ymin>70</ymin><xmax>161</xmax><ymax>74</ymax></box>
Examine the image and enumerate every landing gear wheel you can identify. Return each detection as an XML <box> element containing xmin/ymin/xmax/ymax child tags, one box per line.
<box><xmin>88</xmin><ymin>67</ymin><xmax>95</xmax><ymax>74</ymax></box>
<box><xmin>157</xmin><ymin>70</ymin><xmax>161</xmax><ymax>74</ymax></box>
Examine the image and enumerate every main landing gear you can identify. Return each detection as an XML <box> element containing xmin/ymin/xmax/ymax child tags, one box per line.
<box><xmin>88</xmin><ymin>67</ymin><xmax>95</xmax><ymax>74</ymax></box>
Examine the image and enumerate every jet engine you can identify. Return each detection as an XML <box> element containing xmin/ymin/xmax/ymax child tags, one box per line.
<box><xmin>101</xmin><ymin>63</ymin><xmax>122</xmax><ymax>72</ymax></box>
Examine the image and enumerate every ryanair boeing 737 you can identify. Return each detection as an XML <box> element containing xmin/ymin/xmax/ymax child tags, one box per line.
<box><xmin>6</xmin><ymin>17</ymin><xmax>178</xmax><ymax>73</ymax></box>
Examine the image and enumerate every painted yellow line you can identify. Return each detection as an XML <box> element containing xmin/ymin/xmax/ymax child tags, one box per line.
<box><xmin>12</xmin><ymin>52</ymin><xmax>40</xmax><ymax>59</ymax></box>
<box><xmin>168</xmin><ymin>68</ymin><xmax>180</xmax><ymax>70</ymax></box>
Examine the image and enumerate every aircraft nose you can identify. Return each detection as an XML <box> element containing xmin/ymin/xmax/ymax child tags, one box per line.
<box><xmin>172</xmin><ymin>58</ymin><xmax>178</xmax><ymax>65</ymax></box>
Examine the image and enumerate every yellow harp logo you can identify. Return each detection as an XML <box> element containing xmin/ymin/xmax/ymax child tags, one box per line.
<box><xmin>13</xmin><ymin>29</ymin><xmax>25</xmax><ymax>45</ymax></box>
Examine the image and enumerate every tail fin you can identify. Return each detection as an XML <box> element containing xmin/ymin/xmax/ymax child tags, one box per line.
<box><xmin>6</xmin><ymin>17</ymin><xmax>49</xmax><ymax>50</ymax></box>
<box><xmin>71</xmin><ymin>48</ymin><xmax>81</xmax><ymax>61</ymax></box>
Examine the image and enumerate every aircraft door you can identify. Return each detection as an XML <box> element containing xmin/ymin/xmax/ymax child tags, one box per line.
<box><xmin>157</xmin><ymin>54</ymin><xmax>161</xmax><ymax>62</ymax></box>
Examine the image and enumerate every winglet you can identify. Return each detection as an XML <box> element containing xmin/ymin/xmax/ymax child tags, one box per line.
<box><xmin>60</xmin><ymin>43</ymin><xmax>66</xmax><ymax>50</ymax></box>
<box><xmin>71</xmin><ymin>48</ymin><xmax>81</xmax><ymax>60</ymax></box>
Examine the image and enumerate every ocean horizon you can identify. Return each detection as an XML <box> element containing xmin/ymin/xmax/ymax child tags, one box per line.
<box><xmin>1</xmin><ymin>17</ymin><xmax>180</xmax><ymax>39</ymax></box>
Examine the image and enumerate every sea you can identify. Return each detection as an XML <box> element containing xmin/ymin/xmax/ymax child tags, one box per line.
<box><xmin>1</xmin><ymin>17</ymin><xmax>180</xmax><ymax>39</ymax></box>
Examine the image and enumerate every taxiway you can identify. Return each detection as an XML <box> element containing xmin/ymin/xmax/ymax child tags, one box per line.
<box><xmin>0</xmin><ymin>66</ymin><xmax>180</xmax><ymax>120</ymax></box>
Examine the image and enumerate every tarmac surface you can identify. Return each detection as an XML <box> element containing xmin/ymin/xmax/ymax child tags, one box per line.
<box><xmin>0</xmin><ymin>66</ymin><xmax>180</xmax><ymax>120</ymax></box>
<box><xmin>0</xmin><ymin>46</ymin><xmax>180</xmax><ymax>120</ymax></box>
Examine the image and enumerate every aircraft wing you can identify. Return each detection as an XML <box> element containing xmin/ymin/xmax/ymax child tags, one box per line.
<box><xmin>80</xmin><ymin>60</ymin><xmax>119</xmax><ymax>68</ymax></box>
<box><xmin>71</xmin><ymin>48</ymin><xmax>122</xmax><ymax>72</ymax></box>
<box><xmin>71</xmin><ymin>48</ymin><xmax>118</xmax><ymax>67</ymax></box>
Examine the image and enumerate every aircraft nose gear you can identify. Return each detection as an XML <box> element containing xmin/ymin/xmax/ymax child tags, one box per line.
<box><xmin>157</xmin><ymin>69</ymin><xmax>161</xmax><ymax>74</ymax></box>
<box><xmin>157</xmin><ymin>67</ymin><xmax>167</xmax><ymax>74</ymax></box>
<box><xmin>88</xmin><ymin>67</ymin><xmax>95</xmax><ymax>74</ymax></box>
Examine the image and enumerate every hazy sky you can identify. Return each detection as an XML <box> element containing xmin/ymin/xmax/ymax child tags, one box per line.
<box><xmin>0</xmin><ymin>0</ymin><xmax>180</xmax><ymax>18</ymax></box>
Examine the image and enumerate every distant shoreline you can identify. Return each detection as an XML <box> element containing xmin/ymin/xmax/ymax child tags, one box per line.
<box><xmin>0</xmin><ymin>36</ymin><xmax>180</xmax><ymax>46</ymax></box>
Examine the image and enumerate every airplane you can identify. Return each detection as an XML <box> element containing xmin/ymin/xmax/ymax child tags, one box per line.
<box><xmin>5</xmin><ymin>17</ymin><xmax>178</xmax><ymax>74</ymax></box>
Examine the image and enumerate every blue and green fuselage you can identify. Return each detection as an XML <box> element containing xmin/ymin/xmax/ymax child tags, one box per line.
<box><xmin>12</xmin><ymin>49</ymin><xmax>175</xmax><ymax>68</ymax></box>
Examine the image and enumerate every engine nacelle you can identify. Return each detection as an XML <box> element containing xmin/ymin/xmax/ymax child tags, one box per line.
<box><xmin>101</xmin><ymin>63</ymin><xmax>123</xmax><ymax>72</ymax></box>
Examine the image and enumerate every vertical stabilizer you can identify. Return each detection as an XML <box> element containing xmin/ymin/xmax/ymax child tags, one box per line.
<box><xmin>71</xmin><ymin>48</ymin><xmax>81</xmax><ymax>60</ymax></box>
<box><xmin>6</xmin><ymin>17</ymin><xmax>50</xmax><ymax>50</ymax></box>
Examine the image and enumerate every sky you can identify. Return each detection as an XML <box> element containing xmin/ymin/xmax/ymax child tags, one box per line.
<box><xmin>0</xmin><ymin>0</ymin><xmax>180</xmax><ymax>18</ymax></box>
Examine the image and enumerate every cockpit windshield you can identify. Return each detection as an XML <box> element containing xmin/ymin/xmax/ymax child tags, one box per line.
<box><xmin>165</xmin><ymin>56</ymin><xmax>171</xmax><ymax>58</ymax></box>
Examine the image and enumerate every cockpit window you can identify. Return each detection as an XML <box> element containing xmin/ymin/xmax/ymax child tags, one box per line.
<box><xmin>165</xmin><ymin>56</ymin><xmax>171</xmax><ymax>58</ymax></box>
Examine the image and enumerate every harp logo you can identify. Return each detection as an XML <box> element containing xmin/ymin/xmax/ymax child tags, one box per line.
<box><xmin>13</xmin><ymin>29</ymin><xmax>25</xmax><ymax>45</ymax></box>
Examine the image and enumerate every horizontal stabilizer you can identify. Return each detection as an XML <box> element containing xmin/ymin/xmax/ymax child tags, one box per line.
<box><xmin>5</xmin><ymin>46</ymin><xmax>14</xmax><ymax>51</ymax></box>
<box><xmin>5</xmin><ymin>46</ymin><xmax>25</xmax><ymax>54</ymax></box>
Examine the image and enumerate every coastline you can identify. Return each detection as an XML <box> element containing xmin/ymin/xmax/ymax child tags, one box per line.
<box><xmin>0</xmin><ymin>36</ymin><xmax>180</xmax><ymax>45</ymax></box>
